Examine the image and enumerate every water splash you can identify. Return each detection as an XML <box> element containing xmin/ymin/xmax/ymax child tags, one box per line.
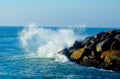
<box><xmin>19</xmin><ymin>23</ymin><xmax>86</xmax><ymax>62</ymax></box>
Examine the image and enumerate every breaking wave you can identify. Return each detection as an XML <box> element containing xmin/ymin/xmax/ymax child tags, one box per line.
<box><xmin>19</xmin><ymin>23</ymin><xmax>86</xmax><ymax>62</ymax></box>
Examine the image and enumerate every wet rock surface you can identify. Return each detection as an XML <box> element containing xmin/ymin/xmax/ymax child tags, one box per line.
<box><xmin>58</xmin><ymin>30</ymin><xmax>120</xmax><ymax>72</ymax></box>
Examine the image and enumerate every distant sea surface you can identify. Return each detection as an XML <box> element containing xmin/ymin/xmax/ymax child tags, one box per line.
<box><xmin>0</xmin><ymin>26</ymin><xmax>120</xmax><ymax>79</ymax></box>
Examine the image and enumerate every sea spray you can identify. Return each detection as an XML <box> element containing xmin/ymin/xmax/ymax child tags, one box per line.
<box><xmin>19</xmin><ymin>23</ymin><xmax>86</xmax><ymax>62</ymax></box>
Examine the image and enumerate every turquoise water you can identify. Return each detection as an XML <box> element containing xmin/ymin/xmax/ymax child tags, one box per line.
<box><xmin>0</xmin><ymin>26</ymin><xmax>120</xmax><ymax>79</ymax></box>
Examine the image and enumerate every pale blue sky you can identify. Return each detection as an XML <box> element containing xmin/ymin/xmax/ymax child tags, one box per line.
<box><xmin>0</xmin><ymin>0</ymin><xmax>120</xmax><ymax>27</ymax></box>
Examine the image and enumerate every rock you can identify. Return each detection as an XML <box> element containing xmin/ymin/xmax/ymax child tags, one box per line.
<box><xmin>100</xmin><ymin>32</ymin><xmax>111</xmax><ymax>40</ymax></box>
<box><xmin>83</xmin><ymin>56</ymin><xmax>88</xmax><ymax>61</ymax></box>
<box><xmin>81</xmin><ymin>36</ymin><xmax>93</xmax><ymax>46</ymax></box>
<box><xmin>108</xmin><ymin>30</ymin><xmax>113</xmax><ymax>35</ymax></box>
<box><xmin>110</xmin><ymin>30</ymin><xmax>120</xmax><ymax>36</ymax></box>
<box><xmin>68</xmin><ymin>41</ymin><xmax>82</xmax><ymax>55</ymax></box>
<box><xmin>58</xmin><ymin>48</ymin><xmax>70</xmax><ymax>58</ymax></box>
<box><xmin>114</xmin><ymin>35</ymin><xmax>120</xmax><ymax>41</ymax></box>
<box><xmin>72</xmin><ymin>40</ymin><xmax>82</xmax><ymax>49</ymax></box>
<box><xmin>91</xmin><ymin>51</ymin><xmax>95</xmax><ymax>56</ymax></box>
<box><xmin>80</xmin><ymin>58</ymin><xmax>100</xmax><ymax>67</ymax></box>
<box><xmin>103</xmin><ymin>50</ymin><xmax>120</xmax><ymax>71</ymax></box>
<box><xmin>70</xmin><ymin>47</ymin><xmax>85</xmax><ymax>60</ymax></box>
<box><xmin>110</xmin><ymin>41</ymin><xmax>120</xmax><ymax>50</ymax></box>
<box><xmin>69</xmin><ymin>49</ymin><xmax>76</xmax><ymax>54</ymax></box>
<box><xmin>83</xmin><ymin>37</ymin><xmax>100</xmax><ymax>53</ymax></box>
<box><xmin>104</xmin><ymin>50</ymin><xmax>120</xmax><ymax>63</ymax></box>
<box><xmin>88</xmin><ymin>51</ymin><xmax>96</xmax><ymax>59</ymax></box>
<box><xmin>100</xmin><ymin>50</ymin><xmax>109</xmax><ymax>59</ymax></box>
<box><xmin>70</xmin><ymin>47</ymin><xmax>91</xmax><ymax>61</ymax></box>
<box><xmin>96</xmin><ymin>38</ymin><xmax>114</xmax><ymax>52</ymax></box>
<box><xmin>86</xmin><ymin>40</ymin><xmax>97</xmax><ymax>50</ymax></box>
<box><xmin>94</xmin><ymin>32</ymin><xmax>105</xmax><ymax>38</ymax></box>
<box><xmin>58</xmin><ymin>30</ymin><xmax>120</xmax><ymax>71</ymax></box>
<box><xmin>69</xmin><ymin>41</ymin><xmax>82</xmax><ymax>50</ymax></box>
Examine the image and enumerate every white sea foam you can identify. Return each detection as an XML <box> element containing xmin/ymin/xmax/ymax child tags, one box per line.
<box><xmin>19</xmin><ymin>23</ymin><xmax>86</xmax><ymax>62</ymax></box>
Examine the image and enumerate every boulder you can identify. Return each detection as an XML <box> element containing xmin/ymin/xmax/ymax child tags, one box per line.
<box><xmin>110</xmin><ymin>30</ymin><xmax>120</xmax><ymax>36</ymax></box>
<box><xmin>110</xmin><ymin>41</ymin><xmax>120</xmax><ymax>50</ymax></box>
<box><xmin>88</xmin><ymin>51</ymin><xmax>95</xmax><ymax>59</ymax></box>
<box><xmin>83</xmin><ymin>37</ymin><xmax>100</xmax><ymax>53</ymax></box>
<box><xmin>96</xmin><ymin>38</ymin><xmax>114</xmax><ymax>52</ymax></box>
<box><xmin>69</xmin><ymin>49</ymin><xmax>76</xmax><ymax>55</ymax></box>
<box><xmin>94</xmin><ymin>32</ymin><xmax>105</xmax><ymax>38</ymax></box>
<box><xmin>83</xmin><ymin>56</ymin><xmax>88</xmax><ymax>61</ymax></box>
<box><xmin>58</xmin><ymin>30</ymin><xmax>120</xmax><ymax>71</ymax></box>
<box><xmin>70</xmin><ymin>47</ymin><xmax>85</xmax><ymax>60</ymax></box>
<box><xmin>86</xmin><ymin>39</ymin><xmax>98</xmax><ymax>50</ymax></box>
<box><xmin>81</xmin><ymin>36</ymin><xmax>93</xmax><ymax>46</ymax></box>
<box><xmin>100</xmin><ymin>32</ymin><xmax>111</xmax><ymax>40</ymax></box>
<box><xmin>114</xmin><ymin>35</ymin><xmax>120</xmax><ymax>41</ymax></box>
<box><xmin>70</xmin><ymin>40</ymin><xmax>82</xmax><ymax>50</ymax></box>
<box><xmin>58</xmin><ymin>48</ymin><xmax>70</xmax><ymax>58</ymax></box>
<box><xmin>104</xmin><ymin>50</ymin><xmax>120</xmax><ymax>63</ymax></box>
<box><xmin>100</xmin><ymin>50</ymin><xmax>110</xmax><ymax>59</ymax></box>
<box><xmin>80</xmin><ymin>58</ymin><xmax>100</xmax><ymax>67</ymax></box>
<box><xmin>104</xmin><ymin>50</ymin><xmax>120</xmax><ymax>71</ymax></box>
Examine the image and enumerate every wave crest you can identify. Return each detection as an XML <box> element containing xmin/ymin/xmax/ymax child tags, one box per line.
<box><xmin>19</xmin><ymin>24</ymin><xmax>86</xmax><ymax>62</ymax></box>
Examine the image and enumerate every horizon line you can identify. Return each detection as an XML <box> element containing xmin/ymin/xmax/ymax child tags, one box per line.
<box><xmin>0</xmin><ymin>25</ymin><xmax>119</xmax><ymax>28</ymax></box>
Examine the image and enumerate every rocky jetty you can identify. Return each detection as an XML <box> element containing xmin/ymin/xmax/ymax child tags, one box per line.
<box><xmin>58</xmin><ymin>30</ymin><xmax>120</xmax><ymax>72</ymax></box>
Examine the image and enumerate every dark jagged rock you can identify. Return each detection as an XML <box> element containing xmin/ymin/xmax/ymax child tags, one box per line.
<box><xmin>94</xmin><ymin>32</ymin><xmax>105</xmax><ymax>39</ymax></box>
<box><xmin>96</xmin><ymin>38</ymin><xmax>114</xmax><ymax>52</ymax></box>
<box><xmin>72</xmin><ymin>40</ymin><xmax>82</xmax><ymax>49</ymax></box>
<box><xmin>111</xmin><ymin>41</ymin><xmax>120</xmax><ymax>50</ymax></box>
<box><xmin>104</xmin><ymin>50</ymin><xmax>120</xmax><ymax>64</ymax></box>
<box><xmin>81</xmin><ymin>36</ymin><xmax>94</xmax><ymax>46</ymax></box>
<box><xmin>114</xmin><ymin>35</ymin><xmax>120</xmax><ymax>41</ymax></box>
<box><xmin>100</xmin><ymin>50</ymin><xmax>120</xmax><ymax>71</ymax></box>
<box><xmin>70</xmin><ymin>47</ymin><xmax>85</xmax><ymax>60</ymax></box>
<box><xmin>58</xmin><ymin>30</ymin><xmax>120</xmax><ymax>72</ymax></box>
<box><xmin>58</xmin><ymin>48</ymin><xmax>70</xmax><ymax>58</ymax></box>
<box><xmin>100</xmin><ymin>32</ymin><xmax>111</xmax><ymax>40</ymax></box>
<box><xmin>109</xmin><ymin>30</ymin><xmax>120</xmax><ymax>36</ymax></box>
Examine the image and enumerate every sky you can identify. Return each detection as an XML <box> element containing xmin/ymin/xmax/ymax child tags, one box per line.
<box><xmin>0</xmin><ymin>0</ymin><xmax>120</xmax><ymax>27</ymax></box>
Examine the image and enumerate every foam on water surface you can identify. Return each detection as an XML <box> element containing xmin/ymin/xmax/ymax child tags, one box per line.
<box><xmin>19</xmin><ymin>23</ymin><xmax>86</xmax><ymax>62</ymax></box>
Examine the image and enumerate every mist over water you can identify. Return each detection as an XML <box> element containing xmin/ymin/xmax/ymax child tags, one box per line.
<box><xmin>19</xmin><ymin>24</ymin><xmax>86</xmax><ymax>62</ymax></box>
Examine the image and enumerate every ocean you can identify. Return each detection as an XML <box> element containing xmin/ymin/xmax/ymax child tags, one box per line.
<box><xmin>0</xmin><ymin>25</ymin><xmax>120</xmax><ymax>79</ymax></box>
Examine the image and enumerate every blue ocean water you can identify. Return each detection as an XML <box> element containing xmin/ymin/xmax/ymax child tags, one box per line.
<box><xmin>0</xmin><ymin>26</ymin><xmax>120</xmax><ymax>79</ymax></box>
